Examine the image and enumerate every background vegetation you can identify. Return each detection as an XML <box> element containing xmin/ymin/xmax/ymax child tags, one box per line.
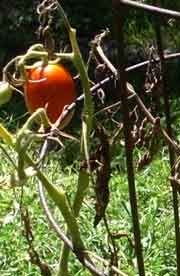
<box><xmin>0</xmin><ymin>0</ymin><xmax>180</xmax><ymax>68</ymax></box>
<box><xmin>1</xmin><ymin>1</ymin><xmax>180</xmax><ymax>276</ymax></box>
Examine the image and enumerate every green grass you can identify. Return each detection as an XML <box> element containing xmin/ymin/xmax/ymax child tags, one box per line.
<box><xmin>0</xmin><ymin>95</ymin><xmax>180</xmax><ymax>275</ymax></box>
<box><xmin>0</xmin><ymin>141</ymin><xmax>177</xmax><ymax>276</ymax></box>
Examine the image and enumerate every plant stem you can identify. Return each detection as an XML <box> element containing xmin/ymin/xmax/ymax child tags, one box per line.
<box><xmin>0</xmin><ymin>123</ymin><xmax>14</xmax><ymax>146</ymax></box>
<box><xmin>58</xmin><ymin>169</ymin><xmax>90</xmax><ymax>276</ymax></box>
<box><xmin>18</xmin><ymin>47</ymin><xmax>48</xmax><ymax>81</ymax></box>
<box><xmin>17</xmin><ymin>108</ymin><xmax>51</xmax><ymax>141</ymax></box>
<box><xmin>51</xmin><ymin>2</ymin><xmax>94</xmax><ymax>274</ymax></box>
<box><xmin>55</xmin><ymin>4</ymin><xmax>93</xmax><ymax>275</ymax></box>
<box><xmin>70</xmin><ymin>27</ymin><xmax>93</xmax><ymax>162</ymax></box>
<box><xmin>25</xmin><ymin>153</ymin><xmax>85</xmax><ymax>251</ymax></box>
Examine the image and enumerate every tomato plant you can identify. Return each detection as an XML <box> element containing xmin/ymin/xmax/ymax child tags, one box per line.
<box><xmin>24</xmin><ymin>63</ymin><xmax>76</xmax><ymax>125</ymax></box>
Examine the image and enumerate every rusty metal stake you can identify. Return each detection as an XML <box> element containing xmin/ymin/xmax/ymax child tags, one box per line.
<box><xmin>112</xmin><ymin>2</ymin><xmax>145</xmax><ymax>275</ymax></box>
<box><xmin>154</xmin><ymin>14</ymin><xmax>180</xmax><ymax>276</ymax></box>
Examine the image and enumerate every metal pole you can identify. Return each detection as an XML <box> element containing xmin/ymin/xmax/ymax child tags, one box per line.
<box><xmin>112</xmin><ymin>2</ymin><xmax>146</xmax><ymax>275</ymax></box>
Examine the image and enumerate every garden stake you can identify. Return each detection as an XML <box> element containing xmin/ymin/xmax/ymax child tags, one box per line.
<box><xmin>113</xmin><ymin>0</ymin><xmax>180</xmax><ymax>20</ymax></box>
<box><xmin>112</xmin><ymin>2</ymin><xmax>146</xmax><ymax>275</ymax></box>
<box><xmin>154</xmin><ymin>11</ymin><xmax>180</xmax><ymax>275</ymax></box>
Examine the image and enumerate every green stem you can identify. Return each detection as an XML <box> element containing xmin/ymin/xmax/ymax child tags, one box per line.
<box><xmin>58</xmin><ymin>169</ymin><xmax>90</xmax><ymax>276</ymax></box>
<box><xmin>27</xmin><ymin>44</ymin><xmax>45</xmax><ymax>52</ymax></box>
<box><xmin>18</xmin><ymin>49</ymin><xmax>48</xmax><ymax>81</ymax></box>
<box><xmin>73</xmin><ymin>169</ymin><xmax>90</xmax><ymax>216</ymax></box>
<box><xmin>0</xmin><ymin>143</ymin><xmax>17</xmax><ymax>170</ymax></box>
<box><xmin>68</xmin><ymin>33</ymin><xmax>93</xmax><ymax>140</ymax></box>
<box><xmin>0</xmin><ymin>123</ymin><xmax>14</xmax><ymax>146</ymax></box>
<box><xmin>17</xmin><ymin>108</ymin><xmax>51</xmax><ymax>142</ymax></box>
<box><xmin>58</xmin><ymin>237</ymin><xmax>69</xmax><ymax>276</ymax></box>
<box><xmin>2</xmin><ymin>55</ymin><xmax>23</xmax><ymax>82</ymax></box>
<box><xmin>24</xmin><ymin>153</ymin><xmax>85</xmax><ymax>251</ymax></box>
<box><xmin>55</xmin><ymin>1</ymin><xmax>71</xmax><ymax>32</ymax></box>
<box><xmin>54</xmin><ymin>53</ymin><xmax>74</xmax><ymax>61</ymax></box>
<box><xmin>56</xmin><ymin>0</ymin><xmax>93</xmax><ymax>161</ymax></box>
<box><xmin>55</xmin><ymin>3</ymin><xmax>94</xmax><ymax>275</ymax></box>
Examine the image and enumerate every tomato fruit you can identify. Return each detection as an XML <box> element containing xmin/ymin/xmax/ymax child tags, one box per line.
<box><xmin>24</xmin><ymin>63</ymin><xmax>76</xmax><ymax>126</ymax></box>
<box><xmin>0</xmin><ymin>82</ymin><xmax>13</xmax><ymax>106</ymax></box>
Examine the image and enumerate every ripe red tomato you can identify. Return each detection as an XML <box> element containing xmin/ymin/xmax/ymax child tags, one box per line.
<box><xmin>24</xmin><ymin>63</ymin><xmax>76</xmax><ymax>125</ymax></box>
